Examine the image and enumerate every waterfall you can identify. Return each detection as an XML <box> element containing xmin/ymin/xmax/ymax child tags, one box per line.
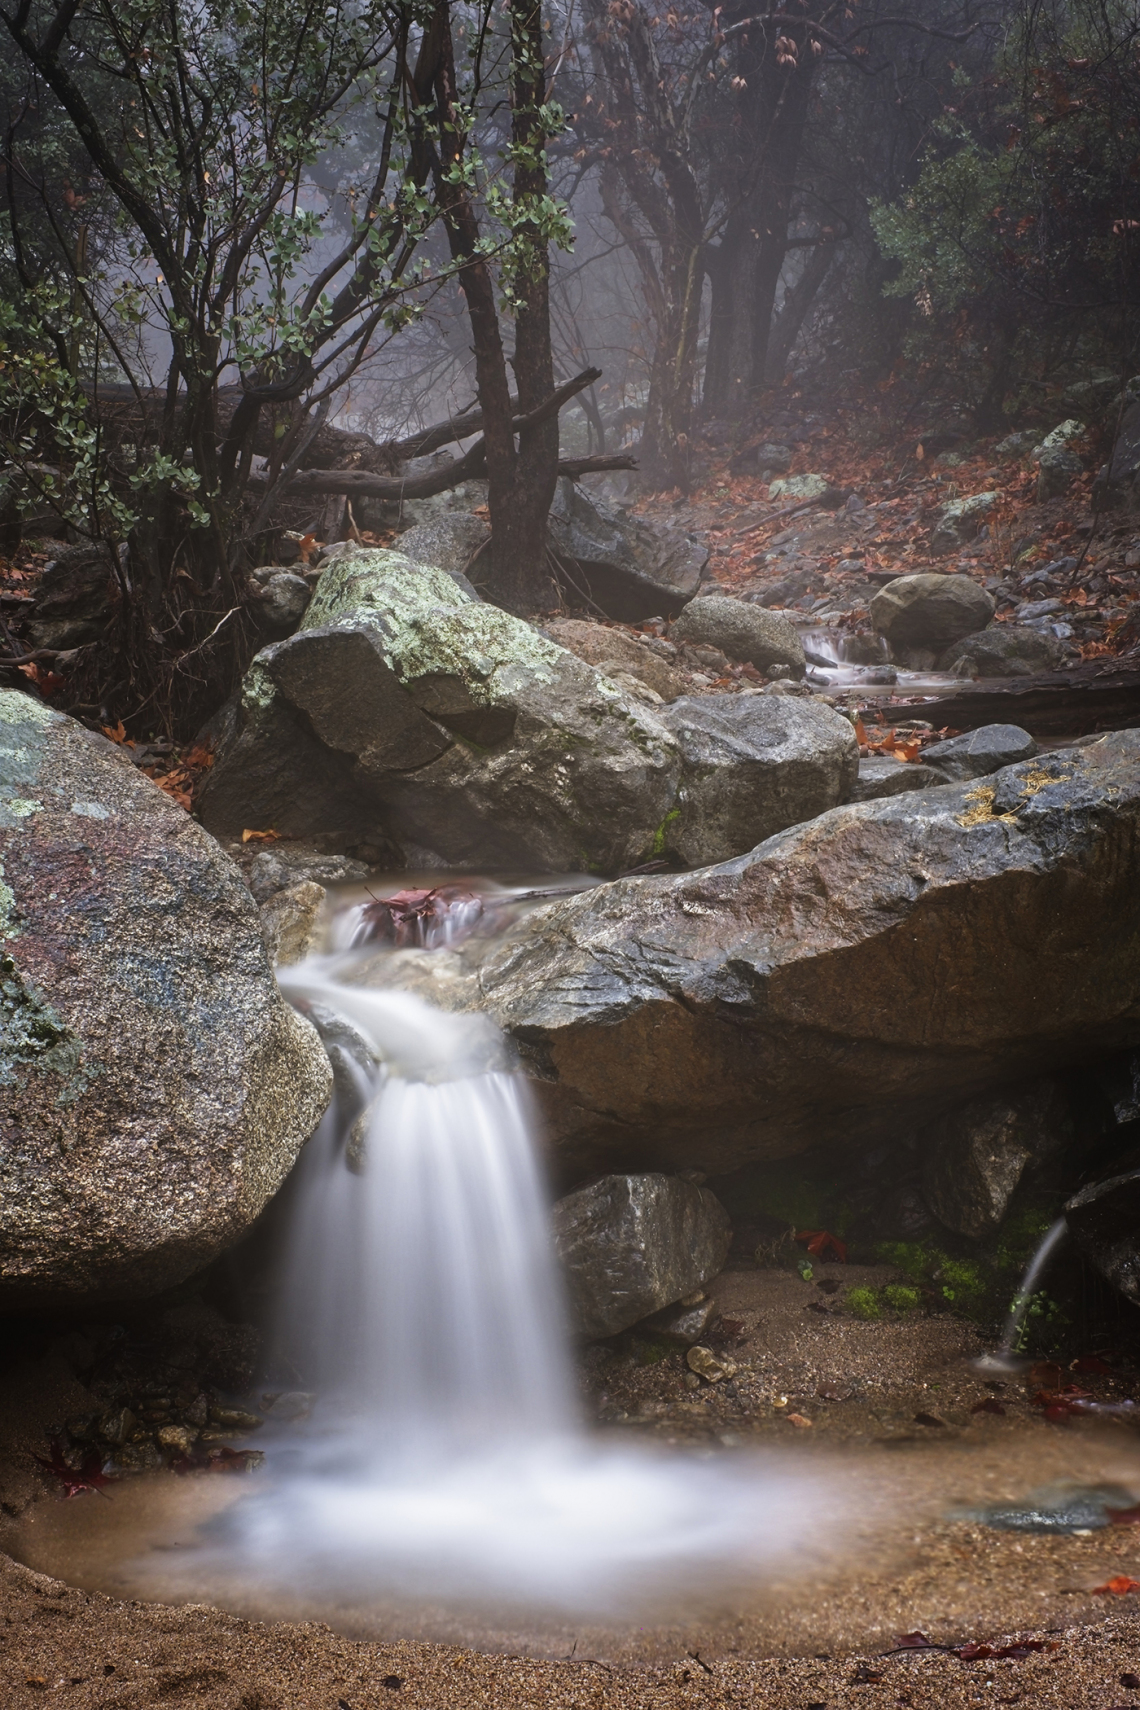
<box><xmin>178</xmin><ymin>898</ymin><xmax>829</xmax><ymax>1623</ymax></box>
<box><xmin>972</xmin><ymin>1217</ymin><xmax>1070</xmax><ymax>1374</ymax></box>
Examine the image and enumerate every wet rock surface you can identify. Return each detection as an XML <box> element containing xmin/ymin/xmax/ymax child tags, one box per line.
<box><xmin>920</xmin><ymin>723</ymin><xmax>1038</xmax><ymax>782</ymax></box>
<box><xmin>481</xmin><ymin>733</ymin><xmax>1140</xmax><ymax>1175</ymax></box>
<box><xmin>939</xmin><ymin>624</ymin><xmax>1067</xmax><ymax>677</ymax></box>
<box><xmin>0</xmin><ymin>689</ymin><xmax>331</xmax><ymax>1303</ymax></box>
<box><xmin>660</xmin><ymin>693</ymin><xmax>858</xmax><ymax>865</ymax></box>
<box><xmin>1066</xmin><ymin>1165</ymin><xmax>1140</xmax><ymax>1304</ymax></box>
<box><xmin>853</xmin><ymin>757</ymin><xmax>945</xmax><ymax>800</ymax></box>
<box><xmin>552</xmin><ymin>1173</ymin><xmax>732</xmax><ymax>1338</ymax></box>
<box><xmin>543</xmin><ymin>618</ymin><xmax>685</xmax><ymax>702</ymax></box>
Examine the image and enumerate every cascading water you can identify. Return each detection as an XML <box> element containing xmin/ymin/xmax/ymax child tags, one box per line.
<box><xmin>164</xmin><ymin>892</ymin><xmax>831</xmax><ymax>1623</ymax></box>
<box><xmin>972</xmin><ymin>1217</ymin><xmax>1071</xmax><ymax>1375</ymax></box>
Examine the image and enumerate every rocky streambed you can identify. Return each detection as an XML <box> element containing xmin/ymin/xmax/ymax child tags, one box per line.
<box><xmin>6</xmin><ymin>515</ymin><xmax>1140</xmax><ymax>1704</ymax></box>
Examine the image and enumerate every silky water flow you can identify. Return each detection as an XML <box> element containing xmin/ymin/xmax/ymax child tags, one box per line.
<box><xmin>150</xmin><ymin>896</ymin><xmax>836</xmax><ymax>1626</ymax></box>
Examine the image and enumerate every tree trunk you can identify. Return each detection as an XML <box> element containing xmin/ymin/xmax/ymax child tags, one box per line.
<box><xmin>764</xmin><ymin>240</ymin><xmax>836</xmax><ymax>383</ymax></box>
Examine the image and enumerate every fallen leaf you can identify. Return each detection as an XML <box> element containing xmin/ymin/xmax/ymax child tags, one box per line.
<box><xmin>32</xmin><ymin>1439</ymin><xmax>115</xmax><ymax>1499</ymax></box>
<box><xmin>1093</xmin><ymin>1576</ymin><xmax>1140</xmax><ymax>1596</ymax></box>
<box><xmin>786</xmin><ymin>1412</ymin><xmax>813</xmax><ymax>1428</ymax></box>
<box><xmin>242</xmin><ymin>828</ymin><xmax>280</xmax><ymax>843</ymax></box>
<box><xmin>18</xmin><ymin>661</ymin><xmax>65</xmax><ymax>695</ymax></box>
<box><xmin>1071</xmin><ymin>1355</ymin><xmax>1115</xmax><ymax>1375</ymax></box>
<box><xmin>1107</xmin><ymin>1505</ymin><xmax>1140</xmax><ymax>1526</ymax></box>
<box><xmin>101</xmin><ymin>720</ymin><xmax>130</xmax><ymax>744</ymax></box>
<box><xmin>795</xmin><ymin>1229</ymin><xmax>848</xmax><ymax>1262</ymax></box>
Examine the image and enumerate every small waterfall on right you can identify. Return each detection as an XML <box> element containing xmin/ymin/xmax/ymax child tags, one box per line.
<box><xmin>973</xmin><ymin>1217</ymin><xmax>1071</xmax><ymax>1374</ymax></box>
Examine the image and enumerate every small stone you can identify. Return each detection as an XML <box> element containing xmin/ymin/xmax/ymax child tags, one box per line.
<box><xmin>156</xmin><ymin>1424</ymin><xmax>198</xmax><ymax>1456</ymax></box>
<box><xmin>65</xmin><ymin>1415</ymin><xmax>96</xmax><ymax>1441</ymax></box>
<box><xmin>636</xmin><ymin>1297</ymin><xmax>718</xmax><ymax>1346</ymax></box>
<box><xmin>183</xmin><ymin>1393</ymin><xmax>209</xmax><ymax>1427</ymax></box>
<box><xmin>683</xmin><ymin>1372</ymin><xmax>702</xmax><ymax>1391</ymax></box>
<box><xmin>686</xmin><ymin>1345</ymin><xmax>738</xmax><ymax>1384</ymax></box>
<box><xmin>769</xmin><ymin>473</ymin><xmax>831</xmax><ymax>502</ymax></box>
<box><xmin>111</xmin><ymin>1440</ymin><xmax>162</xmax><ymax>1472</ymax></box>
<box><xmin>208</xmin><ymin>1407</ymin><xmax>264</xmax><ymax>1430</ymax></box>
<box><xmin>98</xmin><ymin>1408</ymin><xmax>136</xmax><ymax>1447</ymax></box>
<box><xmin>260</xmin><ymin>1390</ymin><xmax>316</xmax><ymax>1422</ymax></box>
<box><xmin>929</xmin><ymin>493</ymin><xmax>999</xmax><ymax>555</ymax></box>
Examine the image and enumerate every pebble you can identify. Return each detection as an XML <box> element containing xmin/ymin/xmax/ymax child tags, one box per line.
<box><xmin>156</xmin><ymin>1424</ymin><xmax>198</xmax><ymax>1456</ymax></box>
<box><xmin>686</xmin><ymin>1345</ymin><xmax>738</xmax><ymax>1384</ymax></box>
<box><xmin>208</xmin><ymin>1407</ymin><xmax>264</xmax><ymax>1430</ymax></box>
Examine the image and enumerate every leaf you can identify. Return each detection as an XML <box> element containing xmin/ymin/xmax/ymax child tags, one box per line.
<box><xmin>891</xmin><ymin>1632</ymin><xmax>939</xmax><ymax>1651</ymax></box>
<box><xmin>242</xmin><ymin>828</ymin><xmax>280</xmax><ymax>843</ymax></box>
<box><xmin>795</xmin><ymin>1229</ymin><xmax>848</xmax><ymax>1262</ymax></box>
<box><xmin>18</xmin><ymin>662</ymin><xmax>65</xmax><ymax>696</ymax></box>
<box><xmin>102</xmin><ymin>721</ymin><xmax>135</xmax><ymax>746</ymax></box>
<box><xmin>1106</xmin><ymin>1504</ymin><xmax>1140</xmax><ymax>1527</ymax></box>
<box><xmin>32</xmin><ymin>1439</ymin><xmax>115</xmax><ymax>1499</ymax></box>
<box><xmin>971</xmin><ymin>1397</ymin><xmax>1006</xmax><ymax>1415</ymax></box>
<box><xmin>1093</xmin><ymin>1576</ymin><xmax>1140</xmax><ymax>1596</ymax></box>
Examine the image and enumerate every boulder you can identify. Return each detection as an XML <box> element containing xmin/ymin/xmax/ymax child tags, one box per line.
<box><xmin>552</xmin><ymin>1173</ymin><xmax>732</xmax><ymax>1338</ymax></box>
<box><xmin>544</xmin><ymin>619</ymin><xmax>685</xmax><ymax>702</ymax></box>
<box><xmin>670</xmin><ymin>595</ymin><xmax>806</xmax><ymax>677</ymax></box>
<box><xmin>853</xmin><ymin>758</ymin><xmax>945</xmax><ymax>801</ymax></box>
<box><xmin>547</xmin><ymin>478</ymin><xmax>706</xmax><ymax>621</ymax></box>
<box><xmin>870</xmin><ymin>573</ymin><xmax>995</xmax><ymax>651</ymax></box>
<box><xmin>920</xmin><ymin>724</ymin><xmax>1038</xmax><ymax>783</ymax></box>
<box><xmin>922</xmin><ymin>1081</ymin><xmax>1072</xmax><ymax>1239</ymax></box>
<box><xmin>248</xmin><ymin>568</ymin><xmax>311</xmax><ymax>635</ymax></box>
<box><xmin>769</xmin><ymin>473</ymin><xmax>830</xmax><ymax>502</ymax></box>
<box><xmin>1066</xmin><ymin>1164</ymin><xmax>1140</xmax><ymax>1305</ymax></box>
<box><xmin>660</xmin><ymin>695</ymin><xmax>858</xmax><ymax>866</ymax></box>
<box><xmin>929</xmin><ymin>493</ymin><xmax>998</xmax><ymax>555</ymax></box>
<box><xmin>26</xmin><ymin>543</ymin><xmax>117</xmax><ymax>650</ymax></box>
<box><xmin>396</xmin><ymin>513</ymin><xmax>490</xmax><ymax>590</ymax></box>
<box><xmin>939</xmin><ymin>624</ymin><xmax>1067</xmax><ymax>678</ymax></box>
<box><xmin>0</xmin><ymin>689</ymin><xmax>331</xmax><ymax>1304</ymax></box>
<box><xmin>199</xmin><ymin>547</ymin><xmax>682</xmax><ymax>873</ymax></box>
<box><xmin>1033</xmin><ymin>420</ymin><xmax>1086</xmax><ymax>502</ymax></box>
<box><xmin>480</xmin><ymin>735</ymin><xmax>1140</xmax><ymax>1177</ymax></box>
<box><xmin>259</xmin><ymin>880</ymin><xmax>327</xmax><ymax>965</ymax></box>
<box><xmin>1103</xmin><ymin>398</ymin><xmax>1140</xmax><ymax>502</ymax></box>
<box><xmin>994</xmin><ymin>430</ymin><xmax>1045</xmax><ymax>461</ymax></box>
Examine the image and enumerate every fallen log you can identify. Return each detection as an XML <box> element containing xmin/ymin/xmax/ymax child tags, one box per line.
<box><xmin>858</xmin><ymin>666</ymin><xmax>1140</xmax><ymax>740</ymax></box>
<box><xmin>248</xmin><ymin>450</ymin><xmax>636</xmax><ymax>505</ymax></box>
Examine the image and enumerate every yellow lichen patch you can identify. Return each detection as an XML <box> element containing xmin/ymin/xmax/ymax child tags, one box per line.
<box><xmin>956</xmin><ymin>785</ymin><xmax>1014</xmax><ymax>828</ymax></box>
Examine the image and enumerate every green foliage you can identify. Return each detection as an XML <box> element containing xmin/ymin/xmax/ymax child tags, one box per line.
<box><xmin>882</xmin><ymin>1284</ymin><xmax>921</xmax><ymax>1314</ymax></box>
<box><xmin>845</xmin><ymin>1287</ymin><xmax>882</xmax><ymax>1321</ymax></box>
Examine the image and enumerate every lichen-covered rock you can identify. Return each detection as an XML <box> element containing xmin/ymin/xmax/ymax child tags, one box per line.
<box><xmin>922</xmin><ymin>1082</ymin><xmax>1072</xmax><ymax>1239</ymax></box>
<box><xmin>480</xmin><ymin>735</ymin><xmax>1140</xmax><ymax>1177</ymax></box>
<box><xmin>660</xmin><ymin>695</ymin><xmax>858</xmax><ymax>866</ymax></box>
<box><xmin>870</xmin><ymin>573</ymin><xmax>995</xmax><ymax>651</ymax></box>
<box><xmin>544</xmin><ymin>619</ymin><xmax>685</xmax><ymax>702</ymax></box>
<box><xmin>939</xmin><ymin>624</ymin><xmax>1066</xmax><ymax>678</ymax></box>
<box><xmin>200</xmin><ymin>547</ymin><xmax>682</xmax><ymax>873</ymax></box>
<box><xmin>1033</xmin><ymin>420</ymin><xmax>1086</xmax><ymax>501</ymax></box>
<box><xmin>547</xmin><ymin>478</ymin><xmax>706</xmax><ymax>621</ymax></box>
<box><xmin>929</xmin><ymin>492</ymin><xmax>998</xmax><ymax>554</ymax></box>
<box><xmin>0</xmin><ymin>690</ymin><xmax>331</xmax><ymax>1304</ymax></box>
<box><xmin>920</xmin><ymin>724</ymin><xmax>1038</xmax><ymax>783</ymax></box>
<box><xmin>768</xmin><ymin>473</ymin><xmax>830</xmax><ymax>502</ymax></box>
<box><xmin>552</xmin><ymin>1173</ymin><xmax>732</xmax><ymax>1338</ymax></box>
<box><xmin>670</xmin><ymin>595</ymin><xmax>806</xmax><ymax>677</ymax></box>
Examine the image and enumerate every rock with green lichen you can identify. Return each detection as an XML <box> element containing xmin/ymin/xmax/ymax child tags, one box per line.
<box><xmin>0</xmin><ymin>688</ymin><xmax>330</xmax><ymax>1305</ymax></box>
<box><xmin>201</xmin><ymin>545</ymin><xmax>684</xmax><ymax>872</ymax></box>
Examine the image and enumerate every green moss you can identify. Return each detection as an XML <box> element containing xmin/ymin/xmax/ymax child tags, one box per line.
<box><xmin>937</xmin><ymin>1257</ymin><xmax>986</xmax><ymax>1305</ymax></box>
<box><xmin>882</xmin><ymin>1284</ymin><xmax>921</xmax><ymax>1313</ymax></box>
<box><xmin>846</xmin><ymin>1287</ymin><xmax>882</xmax><ymax>1321</ymax></box>
<box><xmin>873</xmin><ymin>1240</ymin><xmax>941</xmax><ymax>1283</ymax></box>
<box><xmin>650</xmin><ymin>806</ymin><xmax>680</xmax><ymax>857</ymax></box>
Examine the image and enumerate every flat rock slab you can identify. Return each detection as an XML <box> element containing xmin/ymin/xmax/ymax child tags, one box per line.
<box><xmin>480</xmin><ymin>733</ymin><xmax>1140</xmax><ymax>1176</ymax></box>
<box><xmin>0</xmin><ymin>690</ymin><xmax>330</xmax><ymax>1304</ymax></box>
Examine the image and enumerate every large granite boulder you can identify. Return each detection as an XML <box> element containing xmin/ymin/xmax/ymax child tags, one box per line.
<box><xmin>670</xmin><ymin>596</ymin><xmax>806</xmax><ymax>677</ymax></box>
<box><xmin>480</xmin><ymin>735</ymin><xmax>1140</xmax><ymax>1177</ymax></box>
<box><xmin>547</xmin><ymin>479</ymin><xmax>707</xmax><ymax>621</ymax></box>
<box><xmin>871</xmin><ymin>573</ymin><xmax>995</xmax><ymax>652</ymax></box>
<box><xmin>0</xmin><ymin>690</ymin><xmax>331</xmax><ymax>1304</ymax></box>
<box><xmin>939</xmin><ymin>624</ymin><xmax>1067</xmax><ymax>678</ymax></box>
<box><xmin>660</xmin><ymin>695</ymin><xmax>858</xmax><ymax>866</ymax></box>
<box><xmin>199</xmin><ymin>547</ymin><xmax>682</xmax><ymax>873</ymax></box>
<box><xmin>552</xmin><ymin>1173</ymin><xmax>732</xmax><ymax>1338</ymax></box>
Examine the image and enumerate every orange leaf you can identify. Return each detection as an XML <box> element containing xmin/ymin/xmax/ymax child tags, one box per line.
<box><xmin>242</xmin><ymin>828</ymin><xmax>280</xmax><ymax>844</ymax></box>
<box><xmin>795</xmin><ymin>1229</ymin><xmax>848</xmax><ymax>1262</ymax></box>
<box><xmin>854</xmin><ymin>717</ymin><xmax>868</xmax><ymax>744</ymax></box>
<box><xmin>101</xmin><ymin>720</ymin><xmax>131</xmax><ymax>745</ymax></box>
<box><xmin>1093</xmin><ymin>1576</ymin><xmax>1140</xmax><ymax>1596</ymax></box>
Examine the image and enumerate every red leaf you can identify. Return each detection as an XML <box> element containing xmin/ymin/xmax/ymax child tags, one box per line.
<box><xmin>1106</xmin><ymin>1504</ymin><xmax>1140</xmax><ymax>1527</ymax></box>
<box><xmin>795</xmin><ymin>1229</ymin><xmax>848</xmax><ymax>1262</ymax></box>
<box><xmin>1094</xmin><ymin>1576</ymin><xmax>1140</xmax><ymax>1596</ymax></box>
<box><xmin>32</xmin><ymin>1439</ymin><xmax>115</xmax><ymax>1499</ymax></box>
<box><xmin>971</xmin><ymin>1397</ymin><xmax>1006</xmax><ymax>1415</ymax></box>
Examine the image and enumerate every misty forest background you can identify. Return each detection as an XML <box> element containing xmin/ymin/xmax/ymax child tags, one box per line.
<box><xmin>0</xmin><ymin>0</ymin><xmax>1136</xmax><ymax>735</ymax></box>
